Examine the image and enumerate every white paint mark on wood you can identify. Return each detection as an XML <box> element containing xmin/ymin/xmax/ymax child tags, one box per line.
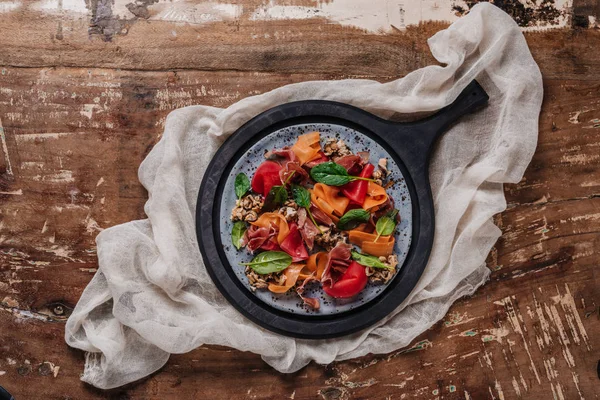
<box><xmin>554</xmin><ymin>284</ymin><xmax>591</xmax><ymax>351</ymax></box>
<box><xmin>14</xmin><ymin>132</ymin><xmax>85</xmax><ymax>141</ymax></box>
<box><xmin>495</xmin><ymin>381</ymin><xmax>505</xmax><ymax>400</ymax></box>
<box><xmin>545</xmin><ymin>302</ymin><xmax>576</xmax><ymax>368</ymax></box>
<box><xmin>511</xmin><ymin>376</ymin><xmax>521</xmax><ymax>397</ymax></box>
<box><xmin>444</xmin><ymin>311</ymin><xmax>481</xmax><ymax>327</ymax></box>
<box><xmin>96</xmin><ymin>177</ymin><xmax>105</xmax><ymax>187</ymax></box>
<box><xmin>561</xmin><ymin>153</ymin><xmax>600</xmax><ymax>165</ymax></box>
<box><xmin>41</xmin><ymin>220</ymin><xmax>49</xmax><ymax>233</ymax></box>
<box><xmin>85</xmin><ymin>216</ymin><xmax>103</xmax><ymax>234</ymax></box>
<box><xmin>249</xmin><ymin>0</ymin><xmax>572</xmax><ymax>33</ymax></box>
<box><xmin>0</xmin><ymin>0</ymin><xmax>20</xmax><ymax>13</ymax></box>
<box><xmin>561</xmin><ymin>212</ymin><xmax>600</xmax><ymax>223</ymax></box>
<box><xmin>518</xmin><ymin>371</ymin><xmax>527</xmax><ymax>392</ymax></box>
<box><xmin>568</xmin><ymin>111</ymin><xmax>581</xmax><ymax>124</ymax></box>
<box><xmin>481</xmin><ymin>350</ymin><xmax>494</xmax><ymax>370</ymax></box>
<box><xmin>571</xmin><ymin>372</ymin><xmax>583</xmax><ymax>399</ymax></box>
<box><xmin>80</xmin><ymin>103</ymin><xmax>100</xmax><ymax>119</ymax></box>
<box><xmin>45</xmin><ymin>245</ymin><xmax>74</xmax><ymax>260</ymax></box>
<box><xmin>0</xmin><ymin>189</ymin><xmax>22</xmax><ymax>195</ymax></box>
<box><xmin>20</xmin><ymin>161</ymin><xmax>45</xmax><ymax>169</ymax></box>
<box><xmin>30</xmin><ymin>0</ymin><xmax>87</xmax><ymax>14</ymax></box>
<box><xmin>481</xmin><ymin>325</ymin><xmax>510</xmax><ymax>343</ymax></box>
<box><xmin>0</xmin><ymin>119</ymin><xmax>13</xmax><ymax>176</ymax></box>
<box><xmin>9</xmin><ymin>308</ymin><xmax>51</xmax><ymax>321</ymax></box>
<box><xmin>555</xmin><ymin>382</ymin><xmax>565</xmax><ymax>400</ymax></box>
<box><xmin>496</xmin><ymin>296</ymin><xmax>541</xmax><ymax>384</ymax></box>
<box><xmin>31</xmin><ymin>170</ymin><xmax>74</xmax><ymax>183</ymax></box>
<box><xmin>460</xmin><ymin>350</ymin><xmax>479</xmax><ymax>359</ymax></box>
<box><xmin>141</xmin><ymin>1</ymin><xmax>242</xmax><ymax>24</ymax></box>
<box><xmin>532</xmin><ymin>293</ymin><xmax>553</xmax><ymax>350</ymax></box>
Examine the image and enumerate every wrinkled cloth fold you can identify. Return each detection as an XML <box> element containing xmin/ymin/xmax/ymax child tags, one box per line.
<box><xmin>65</xmin><ymin>3</ymin><xmax>542</xmax><ymax>389</ymax></box>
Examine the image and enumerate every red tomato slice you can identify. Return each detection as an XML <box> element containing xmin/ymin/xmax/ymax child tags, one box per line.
<box><xmin>251</xmin><ymin>161</ymin><xmax>283</xmax><ymax>197</ymax></box>
<box><xmin>322</xmin><ymin>261</ymin><xmax>368</xmax><ymax>298</ymax></box>
<box><xmin>341</xmin><ymin>163</ymin><xmax>374</xmax><ymax>205</ymax></box>
<box><xmin>279</xmin><ymin>222</ymin><xmax>309</xmax><ymax>262</ymax></box>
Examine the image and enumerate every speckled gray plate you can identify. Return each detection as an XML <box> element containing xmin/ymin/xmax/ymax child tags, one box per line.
<box><xmin>220</xmin><ymin>123</ymin><xmax>413</xmax><ymax>315</ymax></box>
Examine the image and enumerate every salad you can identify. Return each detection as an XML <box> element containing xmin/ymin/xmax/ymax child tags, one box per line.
<box><xmin>230</xmin><ymin>132</ymin><xmax>400</xmax><ymax>310</ymax></box>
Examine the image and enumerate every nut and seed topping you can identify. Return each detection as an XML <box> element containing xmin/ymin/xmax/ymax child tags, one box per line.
<box><xmin>323</xmin><ymin>138</ymin><xmax>352</xmax><ymax>158</ymax></box>
<box><xmin>368</xmin><ymin>254</ymin><xmax>399</xmax><ymax>283</ymax></box>
<box><xmin>231</xmin><ymin>194</ymin><xmax>264</xmax><ymax>222</ymax></box>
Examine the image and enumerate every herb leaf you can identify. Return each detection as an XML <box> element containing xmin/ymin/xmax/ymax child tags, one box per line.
<box><xmin>337</xmin><ymin>208</ymin><xmax>370</xmax><ymax>230</ymax></box>
<box><xmin>351</xmin><ymin>250</ymin><xmax>390</xmax><ymax>269</ymax></box>
<box><xmin>310</xmin><ymin>162</ymin><xmax>352</xmax><ymax>186</ymax></box>
<box><xmin>291</xmin><ymin>185</ymin><xmax>311</xmax><ymax>208</ymax></box>
<box><xmin>235</xmin><ymin>173</ymin><xmax>251</xmax><ymax>199</ymax></box>
<box><xmin>231</xmin><ymin>221</ymin><xmax>247</xmax><ymax>250</ymax></box>
<box><xmin>263</xmin><ymin>185</ymin><xmax>288</xmax><ymax>211</ymax></box>
<box><xmin>241</xmin><ymin>251</ymin><xmax>293</xmax><ymax>274</ymax></box>
<box><xmin>374</xmin><ymin>209</ymin><xmax>399</xmax><ymax>241</ymax></box>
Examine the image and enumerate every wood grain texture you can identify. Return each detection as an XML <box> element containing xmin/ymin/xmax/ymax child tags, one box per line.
<box><xmin>1</xmin><ymin>0</ymin><xmax>599</xmax><ymax>398</ymax></box>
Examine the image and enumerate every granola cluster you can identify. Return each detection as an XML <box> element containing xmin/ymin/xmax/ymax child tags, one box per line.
<box><xmin>314</xmin><ymin>227</ymin><xmax>349</xmax><ymax>251</ymax></box>
<box><xmin>231</xmin><ymin>194</ymin><xmax>263</xmax><ymax>222</ymax></box>
<box><xmin>245</xmin><ymin>266</ymin><xmax>289</xmax><ymax>290</ymax></box>
<box><xmin>323</xmin><ymin>138</ymin><xmax>352</xmax><ymax>158</ymax></box>
<box><xmin>372</xmin><ymin>158</ymin><xmax>390</xmax><ymax>186</ymax></box>
<box><xmin>278</xmin><ymin>199</ymin><xmax>300</xmax><ymax>222</ymax></box>
<box><xmin>366</xmin><ymin>254</ymin><xmax>399</xmax><ymax>283</ymax></box>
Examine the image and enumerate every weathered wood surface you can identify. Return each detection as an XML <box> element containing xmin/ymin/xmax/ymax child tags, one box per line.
<box><xmin>0</xmin><ymin>0</ymin><xmax>599</xmax><ymax>399</ymax></box>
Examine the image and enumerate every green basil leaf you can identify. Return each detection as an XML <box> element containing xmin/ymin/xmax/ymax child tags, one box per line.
<box><xmin>263</xmin><ymin>185</ymin><xmax>288</xmax><ymax>211</ymax></box>
<box><xmin>231</xmin><ymin>221</ymin><xmax>247</xmax><ymax>250</ymax></box>
<box><xmin>375</xmin><ymin>209</ymin><xmax>399</xmax><ymax>237</ymax></box>
<box><xmin>234</xmin><ymin>173</ymin><xmax>250</xmax><ymax>199</ymax></box>
<box><xmin>241</xmin><ymin>251</ymin><xmax>293</xmax><ymax>274</ymax></box>
<box><xmin>291</xmin><ymin>184</ymin><xmax>311</xmax><ymax>208</ymax></box>
<box><xmin>310</xmin><ymin>162</ymin><xmax>352</xmax><ymax>186</ymax></box>
<box><xmin>351</xmin><ymin>250</ymin><xmax>390</xmax><ymax>269</ymax></box>
<box><xmin>337</xmin><ymin>208</ymin><xmax>370</xmax><ymax>230</ymax></box>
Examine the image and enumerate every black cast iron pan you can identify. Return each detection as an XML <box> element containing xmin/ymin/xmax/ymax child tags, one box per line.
<box><xmin>196</xmin><ymin>80</ymin><xmax>489</xmax><ymax>339</ymax></box>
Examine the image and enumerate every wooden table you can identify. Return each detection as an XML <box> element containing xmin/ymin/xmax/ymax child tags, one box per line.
<box><xmin>1</xmin><ymin>0</ymin><xmax>598</xmax><ymax>398</ymax></box>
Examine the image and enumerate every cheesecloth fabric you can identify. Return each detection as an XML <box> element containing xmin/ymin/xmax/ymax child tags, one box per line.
<box><xmin>65</xmin><ymin>3</ymin><xmax>542</xmax><ymax>389</ymax></box>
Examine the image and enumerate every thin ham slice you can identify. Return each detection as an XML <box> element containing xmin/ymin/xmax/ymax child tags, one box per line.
<box><xmin>321</xmin><ymin>242</ymin><xmax>352</xmax><ymax>286</ymax></box>
<box><xmin>279</xmin><ymin>161</ymin><xmax>309</xmax><ymax>185</ymax></box>
<box><xmin>279</xmin><ymin>222</ymin><xmax>309</xmax><ymax>262</ymax></box>
<box><xmin>296</xmin><ymin>274</ymin><xmax>320</xmax><ymax>309</ymax></box>
<box><xmin>245</xmin><ymin>225</ymin><xmax>273</xmax><ymax>252</ymax></box>
<box><xmin>265</xmin><ymin>147</ymin><xmax>297</xmax><ymax>163</ymax></box>
<box><xmin>310</xmin><ymin>204</ymin><xmax>333</xmax><ymax>226</ymax></box>
<box><xmin>297</xmin><ymin>208</ymin><xmax>320</xmax><ymax>250</ymax></box>
<box><xmin>334</xmin><ymin>155</ymin><xmax>362</xmax><ymax>173</ymax></box>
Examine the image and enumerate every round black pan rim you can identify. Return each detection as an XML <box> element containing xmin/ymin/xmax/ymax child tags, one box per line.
<box><xmin>196</xmin><ymin>80</ymin><xmax>489</xmax><ymax>339</ymax></box>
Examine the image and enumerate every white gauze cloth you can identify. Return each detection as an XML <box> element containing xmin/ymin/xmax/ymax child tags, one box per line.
<box><xmin>65</xmin><ymin>3</ymin><xmax>542</xmax><ymax>389</ymax></box>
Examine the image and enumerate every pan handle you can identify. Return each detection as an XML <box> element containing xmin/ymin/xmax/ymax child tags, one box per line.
<box><xmin>382</xmin><ymin>80</ymin><xmax>489</xmax><ymax>163</ymax></box>
<box><xmin>419</xmin><ymin>79</ymin><xmax>489</xmax><ymax>135</ymax></box>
